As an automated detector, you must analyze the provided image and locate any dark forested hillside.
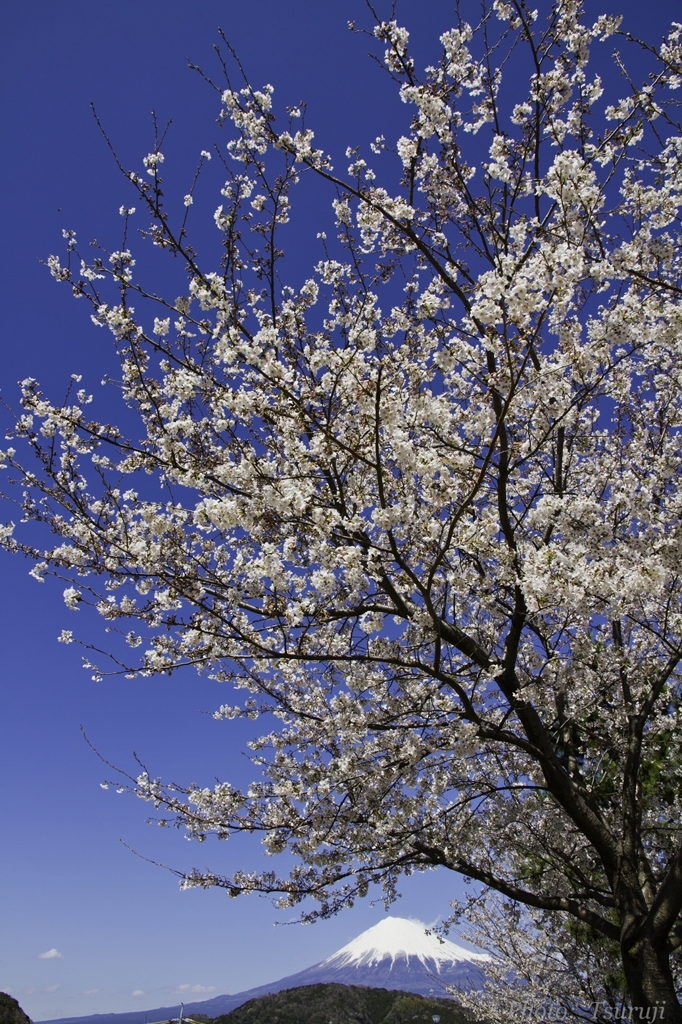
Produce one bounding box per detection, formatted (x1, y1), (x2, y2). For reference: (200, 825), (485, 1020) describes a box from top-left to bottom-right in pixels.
(210, 983), (470, 1024)
(0, 994), (32, 1024)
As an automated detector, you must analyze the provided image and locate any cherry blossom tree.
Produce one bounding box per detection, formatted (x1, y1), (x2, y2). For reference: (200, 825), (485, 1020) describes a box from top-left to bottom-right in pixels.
(3, 0), (682, 1015)
(456, 890), (634, 1020)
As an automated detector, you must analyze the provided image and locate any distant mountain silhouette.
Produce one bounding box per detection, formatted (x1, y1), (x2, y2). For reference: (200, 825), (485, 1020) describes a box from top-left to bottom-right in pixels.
(37, 917), (488, 1024)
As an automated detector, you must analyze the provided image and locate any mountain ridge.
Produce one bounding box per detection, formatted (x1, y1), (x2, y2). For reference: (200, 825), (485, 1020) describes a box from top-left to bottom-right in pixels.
(210, 982), (472, 1024)
(36, 917), (488, 1024)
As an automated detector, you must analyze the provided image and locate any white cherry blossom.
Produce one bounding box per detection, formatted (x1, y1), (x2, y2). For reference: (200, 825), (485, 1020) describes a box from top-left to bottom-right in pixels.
(4, 4), (682, 1017)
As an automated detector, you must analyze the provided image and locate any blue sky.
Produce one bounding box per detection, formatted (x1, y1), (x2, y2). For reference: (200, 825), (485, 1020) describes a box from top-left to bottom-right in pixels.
(0, 1), (678, 1021)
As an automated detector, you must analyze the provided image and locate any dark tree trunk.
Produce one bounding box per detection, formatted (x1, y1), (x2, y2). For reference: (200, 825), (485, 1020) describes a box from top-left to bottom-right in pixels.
(622, 934), (681, 1024)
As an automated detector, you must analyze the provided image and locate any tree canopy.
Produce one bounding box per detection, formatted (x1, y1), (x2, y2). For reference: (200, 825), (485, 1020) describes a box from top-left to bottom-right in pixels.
(3, 0), (682, 1017)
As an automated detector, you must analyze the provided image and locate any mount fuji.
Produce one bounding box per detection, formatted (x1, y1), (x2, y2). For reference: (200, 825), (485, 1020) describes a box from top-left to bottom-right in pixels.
(286, 917), (489, 993)
(37, 917), (489, 1024)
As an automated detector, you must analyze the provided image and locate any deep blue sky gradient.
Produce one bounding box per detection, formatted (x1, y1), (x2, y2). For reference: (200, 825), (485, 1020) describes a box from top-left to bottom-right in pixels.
(0, 1), (678, 1020)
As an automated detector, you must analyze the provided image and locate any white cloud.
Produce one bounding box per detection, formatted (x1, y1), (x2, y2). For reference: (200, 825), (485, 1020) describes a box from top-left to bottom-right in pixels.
(132, 990), (145, 998)
(45, 985), (61, 993)
(83, 989), (100, 995)
(38, 949), (64, 960)
(175, 985), (217, 995)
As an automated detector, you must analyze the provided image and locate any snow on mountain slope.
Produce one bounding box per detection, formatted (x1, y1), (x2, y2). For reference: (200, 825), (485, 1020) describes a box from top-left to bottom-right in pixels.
(321, 916), (489, 970)
(297, 916), (489, 995)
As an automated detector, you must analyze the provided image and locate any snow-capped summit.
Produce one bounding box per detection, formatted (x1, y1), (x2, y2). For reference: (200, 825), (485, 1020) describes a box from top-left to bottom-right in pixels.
(321, 916), (489, 971)
(290, 915), (488, 995)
